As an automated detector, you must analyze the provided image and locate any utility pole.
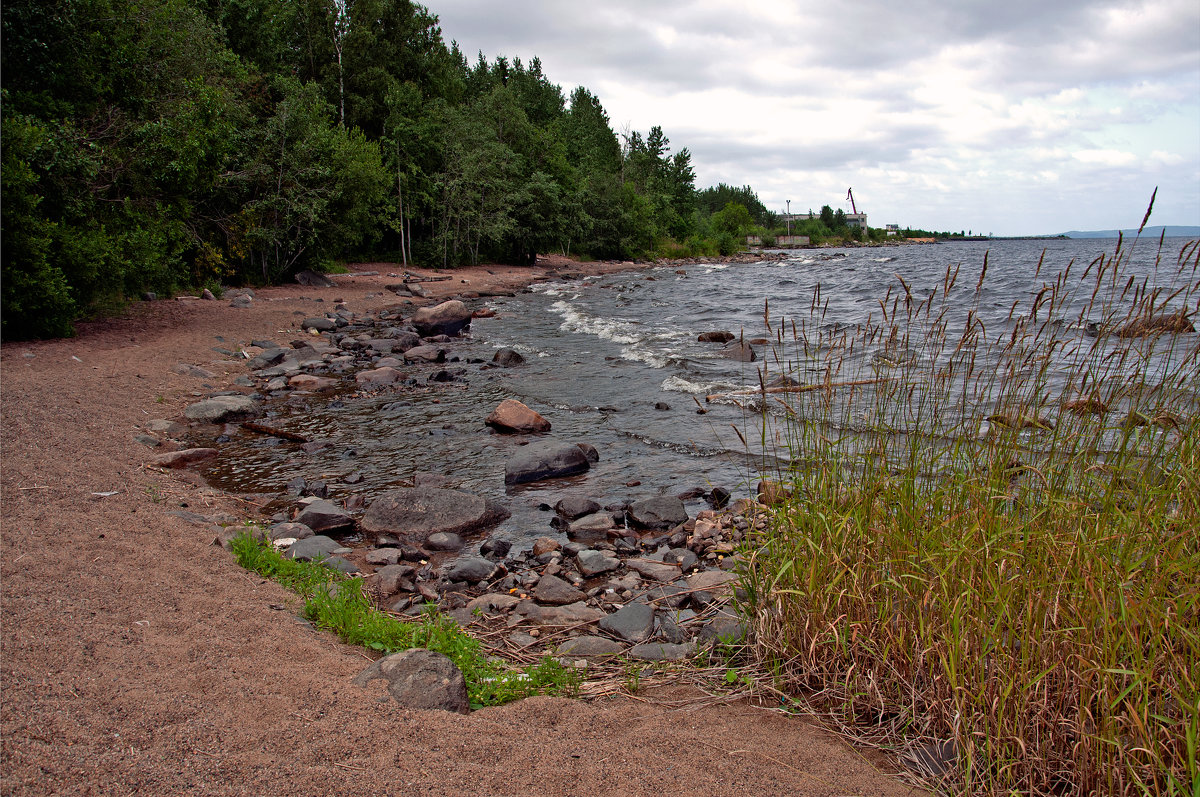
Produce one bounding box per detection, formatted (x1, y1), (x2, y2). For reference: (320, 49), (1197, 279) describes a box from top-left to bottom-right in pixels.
(786, 199), (791, 238)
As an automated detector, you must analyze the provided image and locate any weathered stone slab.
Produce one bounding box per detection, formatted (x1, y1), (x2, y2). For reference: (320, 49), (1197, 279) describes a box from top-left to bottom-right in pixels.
(184, 394), (259, 423)
(148, 448), (218, 468)
(361, 487), (510, 539)
(353, 649), (469, 714)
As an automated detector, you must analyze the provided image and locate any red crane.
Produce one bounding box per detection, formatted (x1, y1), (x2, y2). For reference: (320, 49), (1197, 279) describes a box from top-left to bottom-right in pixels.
(846, 187), (859, 215)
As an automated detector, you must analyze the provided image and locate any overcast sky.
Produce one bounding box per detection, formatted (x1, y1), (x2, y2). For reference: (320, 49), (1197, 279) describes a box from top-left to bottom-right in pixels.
(432, 0), (1199, 236)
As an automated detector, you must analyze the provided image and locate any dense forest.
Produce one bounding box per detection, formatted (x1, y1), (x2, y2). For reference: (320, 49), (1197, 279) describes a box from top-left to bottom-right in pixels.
(0, 0), (802, 339)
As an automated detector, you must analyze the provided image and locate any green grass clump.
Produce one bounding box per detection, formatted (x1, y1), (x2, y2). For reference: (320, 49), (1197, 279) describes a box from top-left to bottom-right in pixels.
(734, 228), (1199, 794)
(230, 533), (579, 708)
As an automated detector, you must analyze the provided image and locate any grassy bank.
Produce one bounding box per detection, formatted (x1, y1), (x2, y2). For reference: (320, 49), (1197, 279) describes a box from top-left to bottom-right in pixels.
(736, 232), (1199, 793)
(229, 533), (578, 708)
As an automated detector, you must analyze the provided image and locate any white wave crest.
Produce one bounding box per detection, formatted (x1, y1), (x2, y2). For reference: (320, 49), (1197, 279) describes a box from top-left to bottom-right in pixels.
(550, 300), (642, 344)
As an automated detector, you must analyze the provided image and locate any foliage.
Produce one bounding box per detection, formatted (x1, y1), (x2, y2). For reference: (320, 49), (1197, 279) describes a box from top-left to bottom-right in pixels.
(1, 0), (779, 338)
(229, 532), (580, 707)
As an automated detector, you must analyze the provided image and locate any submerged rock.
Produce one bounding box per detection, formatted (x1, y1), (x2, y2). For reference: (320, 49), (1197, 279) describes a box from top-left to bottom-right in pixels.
(504, 439), (590, 485)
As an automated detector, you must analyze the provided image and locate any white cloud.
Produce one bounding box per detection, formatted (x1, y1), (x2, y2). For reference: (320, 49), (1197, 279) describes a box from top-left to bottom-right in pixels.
(432, 0), (1200, 234)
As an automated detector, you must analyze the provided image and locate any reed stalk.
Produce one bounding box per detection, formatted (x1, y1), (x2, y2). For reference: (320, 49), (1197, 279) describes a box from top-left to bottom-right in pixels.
(736, 226), (1199, 794)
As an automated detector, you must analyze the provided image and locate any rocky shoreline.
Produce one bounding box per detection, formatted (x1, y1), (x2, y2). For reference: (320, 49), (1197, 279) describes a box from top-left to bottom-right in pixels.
(139, 267), (787, 705)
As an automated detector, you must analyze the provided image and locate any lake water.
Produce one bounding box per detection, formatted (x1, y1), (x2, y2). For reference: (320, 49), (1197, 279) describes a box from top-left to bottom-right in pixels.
(199, 236), (1199, 550)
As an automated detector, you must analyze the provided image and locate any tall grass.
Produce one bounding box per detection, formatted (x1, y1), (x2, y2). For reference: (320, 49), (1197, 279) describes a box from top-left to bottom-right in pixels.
(735, 228), (1200, 793)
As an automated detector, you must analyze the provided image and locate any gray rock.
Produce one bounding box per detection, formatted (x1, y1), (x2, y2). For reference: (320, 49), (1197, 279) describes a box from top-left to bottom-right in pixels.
(284, 535), (342, 562)
(184, 394), (260, 423)
(353, 649), (469, 714)
(465, 593), (521, 614)
(625, 558), (681, 583)
(557, 636), (625, 658)
(699, 609), (746, 644)
(555, 496), (602, 520)
(361, 487), (510, 540)
(657, 607), (696, 643)
(365, 548), (404, 566)
(576, 549), (620, 577)
(322, 556), (359, 574)
(269, 521), (315, 542)
(629, 642), (696, 661)
(411, 300), (472, 337)
(599, 602), (656, 643)
(172, 363), (215, 378)
(492, 348), (525, 367)
(443, 556), (496, 584)
(425, 532), (464, 551)
(375, 563), (416, 594)
(627, 496), (688, 530)
(403, 344), (446, 363)
(534, 574), (587, 606)
(134, 433), (160, 448)
(213, 525), (266, 550)
(302, 317), (336, 332)
(504, 439), (590, 485)
(720, 342), (756, 362)
(516, 600), (605, 626)
(147, 448), (218, 468)
(697, 331), (735, 343)
(294, 499), (354, 535)
(294, 270), (336, 288)
(229, 295), (252, 308)
(356, 366), (403, 386)
(567, 512), (615, 543)
(664, 548), (700, 572)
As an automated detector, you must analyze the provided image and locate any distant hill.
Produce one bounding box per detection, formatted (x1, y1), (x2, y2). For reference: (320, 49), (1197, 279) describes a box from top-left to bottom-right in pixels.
(1058, 225), (1200, 239)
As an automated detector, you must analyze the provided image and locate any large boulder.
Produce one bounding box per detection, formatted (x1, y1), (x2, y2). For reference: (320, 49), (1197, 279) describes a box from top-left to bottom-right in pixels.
(485, 399), (551, 434)
(353, 649), (469, 714)
(411, 300), (472, 337)
(360, 487), (510, 540)
(184, 394), (259, 423)
(504, 439), (591, 485)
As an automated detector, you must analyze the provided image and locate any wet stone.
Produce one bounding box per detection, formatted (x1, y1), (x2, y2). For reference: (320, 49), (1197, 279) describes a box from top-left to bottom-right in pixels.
(599, 602), (656, 644)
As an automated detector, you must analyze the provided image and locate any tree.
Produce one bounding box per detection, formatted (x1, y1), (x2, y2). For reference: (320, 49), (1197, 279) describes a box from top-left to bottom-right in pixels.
(226, 78), (389, 281)
(711, 202), (754, 238)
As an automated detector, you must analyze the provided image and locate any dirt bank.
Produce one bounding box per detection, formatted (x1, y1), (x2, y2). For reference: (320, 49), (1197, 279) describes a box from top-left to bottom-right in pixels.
(1, 257), (921, 796)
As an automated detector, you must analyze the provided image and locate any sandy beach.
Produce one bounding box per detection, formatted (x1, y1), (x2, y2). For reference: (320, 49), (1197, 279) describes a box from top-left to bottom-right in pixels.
(1, 257), (920, 796)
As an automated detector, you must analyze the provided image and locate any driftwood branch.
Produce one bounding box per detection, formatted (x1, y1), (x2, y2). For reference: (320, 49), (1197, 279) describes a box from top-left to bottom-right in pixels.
(240, 421), (308, 443)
